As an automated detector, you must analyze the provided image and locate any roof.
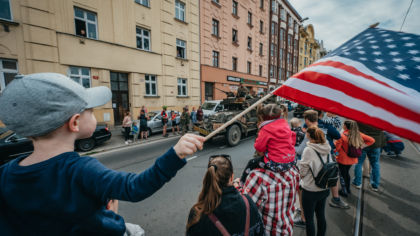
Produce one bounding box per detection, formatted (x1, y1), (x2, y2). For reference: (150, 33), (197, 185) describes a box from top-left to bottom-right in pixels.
(282, 0), (302, 21)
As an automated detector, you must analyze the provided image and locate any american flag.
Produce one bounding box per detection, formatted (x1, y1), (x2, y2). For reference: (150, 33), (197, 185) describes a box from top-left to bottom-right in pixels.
(274, 27), (420, 143)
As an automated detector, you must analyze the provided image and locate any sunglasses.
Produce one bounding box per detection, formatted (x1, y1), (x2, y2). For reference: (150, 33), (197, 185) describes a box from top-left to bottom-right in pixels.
(208, 154), (232, 164)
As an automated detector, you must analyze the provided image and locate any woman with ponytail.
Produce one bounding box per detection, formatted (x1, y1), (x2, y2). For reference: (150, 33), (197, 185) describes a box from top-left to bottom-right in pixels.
(334, 120), (374, 197)
(186, 155), (263, 236)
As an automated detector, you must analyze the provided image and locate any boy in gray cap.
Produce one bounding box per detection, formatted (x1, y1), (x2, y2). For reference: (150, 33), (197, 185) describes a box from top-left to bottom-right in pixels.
(0, 73), (205, 235)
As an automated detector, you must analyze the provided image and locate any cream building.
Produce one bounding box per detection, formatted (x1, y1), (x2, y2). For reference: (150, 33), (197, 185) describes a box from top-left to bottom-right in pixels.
(0, 0), (200, 127)
(298, 24), (320, 72)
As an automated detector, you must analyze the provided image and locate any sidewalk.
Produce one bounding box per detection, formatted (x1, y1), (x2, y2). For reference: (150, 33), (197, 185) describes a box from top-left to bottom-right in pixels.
(362, 140), (420, 236)
(79, 126), (195, 156)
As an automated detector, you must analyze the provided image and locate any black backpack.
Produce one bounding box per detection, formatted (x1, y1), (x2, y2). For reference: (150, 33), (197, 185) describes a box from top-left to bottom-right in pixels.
(309, 149), (339, 189)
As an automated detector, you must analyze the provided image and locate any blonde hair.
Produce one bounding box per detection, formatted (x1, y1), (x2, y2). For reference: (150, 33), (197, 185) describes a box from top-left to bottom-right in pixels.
(290, 118), (301, 128)
(344, 120), (364, 148)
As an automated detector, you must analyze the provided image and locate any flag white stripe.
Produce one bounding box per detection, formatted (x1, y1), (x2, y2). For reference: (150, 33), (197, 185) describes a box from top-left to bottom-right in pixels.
(299, 65), (420, 114)
(315, 56), (420, 98)
(285, 78), (420, 133)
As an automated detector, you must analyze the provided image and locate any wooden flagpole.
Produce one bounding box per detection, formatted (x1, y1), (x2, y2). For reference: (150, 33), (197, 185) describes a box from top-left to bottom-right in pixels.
(204, 92), (275, 142)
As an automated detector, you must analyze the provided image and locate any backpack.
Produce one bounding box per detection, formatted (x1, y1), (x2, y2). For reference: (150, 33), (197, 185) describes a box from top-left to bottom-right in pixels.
(344, 134), (362, 158)
(309, 149), (339, 189)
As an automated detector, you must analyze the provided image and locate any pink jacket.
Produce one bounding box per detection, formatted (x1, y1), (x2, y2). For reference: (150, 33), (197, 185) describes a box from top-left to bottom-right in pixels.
(254, 119), (296, 164)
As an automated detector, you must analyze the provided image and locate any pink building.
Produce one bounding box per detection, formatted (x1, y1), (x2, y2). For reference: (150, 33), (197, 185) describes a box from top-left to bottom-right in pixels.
(200, 0), (270, 101)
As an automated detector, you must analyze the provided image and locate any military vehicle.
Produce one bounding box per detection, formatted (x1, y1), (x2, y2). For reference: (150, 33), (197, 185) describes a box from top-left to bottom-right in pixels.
(194, 88), (261, 146)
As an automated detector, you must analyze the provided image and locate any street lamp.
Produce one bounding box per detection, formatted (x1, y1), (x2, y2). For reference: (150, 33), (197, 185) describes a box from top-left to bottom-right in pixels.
(300, 17), (309, 23)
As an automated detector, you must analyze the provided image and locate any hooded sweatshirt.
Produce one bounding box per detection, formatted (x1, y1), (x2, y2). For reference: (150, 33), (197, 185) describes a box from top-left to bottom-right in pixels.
(254, 119), (296, 164)
(298, 142), (332, 192)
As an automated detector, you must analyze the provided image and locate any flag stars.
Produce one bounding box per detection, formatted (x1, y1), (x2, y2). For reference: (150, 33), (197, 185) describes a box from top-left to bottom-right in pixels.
(366, 36), (374, 39)
(374, 58), (384, 63)
(408, 50), (419, 55)
(369, 40), (377, 44)
(404, 42), (415, 47)
(376, 66), (387, 71)
(390, 51), (399, 56)
(412, 57), (420, 62)
(373, 51), (382, 55)
(397, 74), (410, 80)
(359, 57), (367, 61)
(387, 44), (396, 49)
(357, 50), (366, 55)
(395, 65), (406, 71)
(392, 58), (403, 63)
(402, 36), (411, 40)
(381, 34), (390, 37)
(416, 65), (420, 70)
(384, 38), (394, 43)
(371, 45), (379, 49)
(356, 46), (363, 49)
(343, 51), (351, 56)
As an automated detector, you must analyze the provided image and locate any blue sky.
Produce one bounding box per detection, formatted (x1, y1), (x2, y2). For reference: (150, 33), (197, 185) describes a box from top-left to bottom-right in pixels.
(290, 0), (420, 50)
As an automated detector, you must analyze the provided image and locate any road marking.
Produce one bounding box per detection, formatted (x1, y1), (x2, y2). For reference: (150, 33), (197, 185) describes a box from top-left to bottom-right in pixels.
(409, 141), (420, 154)
(187, 155), (198, 161)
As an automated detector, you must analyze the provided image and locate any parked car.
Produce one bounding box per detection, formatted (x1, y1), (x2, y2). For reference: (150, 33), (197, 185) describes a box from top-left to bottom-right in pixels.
(201, 100), (224, 118)
(123, 110), (181, 137)
(0, 124), (112, 165)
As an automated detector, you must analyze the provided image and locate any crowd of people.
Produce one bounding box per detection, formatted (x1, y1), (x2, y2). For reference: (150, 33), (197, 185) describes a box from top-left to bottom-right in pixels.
(0, 73), (404, 235)
(122, 105), (204, 144)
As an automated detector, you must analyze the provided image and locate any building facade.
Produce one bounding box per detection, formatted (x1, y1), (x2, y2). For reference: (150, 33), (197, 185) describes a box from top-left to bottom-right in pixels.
(200, 0), (269, 101)
(0, 0), (200, 127)
(298, 24), (320, 71)
(268, 0), (301, 88)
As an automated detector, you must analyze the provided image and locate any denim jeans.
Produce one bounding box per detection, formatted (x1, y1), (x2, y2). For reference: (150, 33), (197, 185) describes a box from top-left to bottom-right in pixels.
(353, 147), (381, 188)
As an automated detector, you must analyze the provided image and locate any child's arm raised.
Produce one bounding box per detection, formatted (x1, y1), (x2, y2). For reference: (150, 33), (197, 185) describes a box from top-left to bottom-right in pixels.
(76, 134), (205, 203)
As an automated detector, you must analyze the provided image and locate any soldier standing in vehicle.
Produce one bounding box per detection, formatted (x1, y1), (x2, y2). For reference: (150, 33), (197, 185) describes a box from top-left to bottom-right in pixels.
(180, 106), (190, 135)
(237, 83), (249, 98)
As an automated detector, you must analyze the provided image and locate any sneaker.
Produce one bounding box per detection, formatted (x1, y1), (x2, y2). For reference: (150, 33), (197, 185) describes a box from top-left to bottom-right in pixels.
(370, 184), (379, 192)
(329, 198), (350, 209)
(293, 218), (306, 228)
(352, 182), (361, 189)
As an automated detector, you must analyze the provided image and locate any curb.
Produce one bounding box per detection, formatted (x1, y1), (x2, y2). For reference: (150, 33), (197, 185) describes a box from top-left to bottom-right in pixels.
(412, 142), (420, 153)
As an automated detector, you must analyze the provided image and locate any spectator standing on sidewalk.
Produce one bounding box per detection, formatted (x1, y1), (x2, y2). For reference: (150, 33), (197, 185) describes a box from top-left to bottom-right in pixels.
(181, 106), (190, 135)
(171, 111), (180, 135)
(186, 155), (264, 236)
(334, 120), (374, 197)
(122, 111), (132, 145)
(190, 107), (197, 124)
(161, 106), (169, 137)
(196, 106), (203, 123)
(383, 131), (405, 157)
(353, 122), (386, 192)
(298, 127), (331, 236)
(323, 112), (342, 131)
(138, 109), (149, 141)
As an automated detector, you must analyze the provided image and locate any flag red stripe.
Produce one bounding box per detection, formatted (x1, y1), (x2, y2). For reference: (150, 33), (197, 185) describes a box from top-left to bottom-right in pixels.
(308, 60), (406, 94)
(291, 71), (420, 123)
(274, 85), (420, 143)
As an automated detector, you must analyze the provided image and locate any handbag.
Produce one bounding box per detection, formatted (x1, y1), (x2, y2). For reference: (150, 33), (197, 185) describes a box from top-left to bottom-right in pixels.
(208, 195), (250, 236)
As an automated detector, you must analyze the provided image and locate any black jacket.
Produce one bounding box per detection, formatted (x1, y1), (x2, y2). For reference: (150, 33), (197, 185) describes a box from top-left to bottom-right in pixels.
(187, 186), (264, 236)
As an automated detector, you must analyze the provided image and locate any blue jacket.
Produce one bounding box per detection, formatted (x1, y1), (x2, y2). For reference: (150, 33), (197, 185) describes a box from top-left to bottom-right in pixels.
(0, 148), (185, 235)
(317, 119), (341, 151)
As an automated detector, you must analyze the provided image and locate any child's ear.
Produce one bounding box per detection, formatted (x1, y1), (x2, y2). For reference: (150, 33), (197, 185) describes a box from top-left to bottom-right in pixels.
(68, 114), (81, 132)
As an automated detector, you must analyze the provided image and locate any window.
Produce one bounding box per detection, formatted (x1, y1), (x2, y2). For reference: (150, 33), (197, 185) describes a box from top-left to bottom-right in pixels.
(247, 37), (252, 50)
(271, 0), (277, 14)
(288, 15), (292, 27)
(247, 12), (252, 25)
(259, 43), (263, 55)
(177, 78), (187, 96)
(270, 65), (274, 78)
(232, 29), (238, 42)
(212, 19), (219, 37)
(145, 75), (157, 96)
(136, 27), (150, 51)
(232, 1), (238, 15)
(247, 61), (251, 74)
(74, 7), (98, 39)
(271, 22), (277, 35)
(280, 8), (286, 21)
(270, 43), (277, 57)
(176, 39), (186, 59)
(68, 67), (91, 88)
(232, 57), (237, 71)
(260, 0), (264, 9)
(287, 34), (291, 48)
(279, 48), (283, 61)
(0, 0), (12, 20)
(287, 53), (290, 65)
(212, 51), (219, 67)
(259, 65), (263, 76)
(212, 0), (219, 4)
(135, 0), (150, 7)
(279, 28), (284, 48)
(0, 59), (18, 92)
(295, 22), (298, 33)
(260, 20), (264, 33)
(175, 0), (185, 22)
(286, 71), (290, 79)
(278, 67), (282, 81)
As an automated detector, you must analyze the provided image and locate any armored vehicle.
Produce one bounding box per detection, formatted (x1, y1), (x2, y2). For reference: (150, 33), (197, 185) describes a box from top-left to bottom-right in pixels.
(194, 90), (262, 146)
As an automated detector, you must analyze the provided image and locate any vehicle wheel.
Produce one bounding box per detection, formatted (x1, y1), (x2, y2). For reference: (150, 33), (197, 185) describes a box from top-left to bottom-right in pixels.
(77, 138), (95, 152)
(226, 124), (242, 146)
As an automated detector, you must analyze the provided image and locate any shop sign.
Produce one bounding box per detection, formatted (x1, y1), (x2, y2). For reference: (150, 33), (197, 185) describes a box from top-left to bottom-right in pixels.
(226, 76), (267, 86)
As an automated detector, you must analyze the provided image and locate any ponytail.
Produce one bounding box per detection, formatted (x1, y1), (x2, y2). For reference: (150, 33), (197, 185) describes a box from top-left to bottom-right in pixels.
(307, 127), (326, 144)
(344, 120), (364, 148)
(186, 156), (233, 230)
